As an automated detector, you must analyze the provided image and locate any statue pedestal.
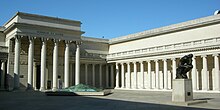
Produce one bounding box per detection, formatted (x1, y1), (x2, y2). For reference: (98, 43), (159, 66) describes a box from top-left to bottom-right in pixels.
(172, 79), (193, 102)
(172, 79), (207, 106)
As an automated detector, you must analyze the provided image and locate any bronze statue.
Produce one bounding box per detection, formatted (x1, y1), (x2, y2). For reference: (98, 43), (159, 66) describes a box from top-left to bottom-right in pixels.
(176, 54), (193, 79)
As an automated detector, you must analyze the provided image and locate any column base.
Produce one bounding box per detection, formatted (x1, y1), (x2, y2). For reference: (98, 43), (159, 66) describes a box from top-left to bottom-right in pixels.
(40, 87), (45, 91)
(52, 87), (58, 91)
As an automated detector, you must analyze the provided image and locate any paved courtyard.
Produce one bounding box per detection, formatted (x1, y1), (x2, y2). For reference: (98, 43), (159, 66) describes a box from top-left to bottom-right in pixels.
(0, 89), (220, 110)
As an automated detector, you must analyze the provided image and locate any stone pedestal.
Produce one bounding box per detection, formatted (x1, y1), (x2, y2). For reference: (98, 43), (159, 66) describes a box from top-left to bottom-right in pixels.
(172, 79), (193, 102)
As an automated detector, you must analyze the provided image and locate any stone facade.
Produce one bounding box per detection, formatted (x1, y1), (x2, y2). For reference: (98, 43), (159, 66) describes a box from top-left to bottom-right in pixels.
(0, 12), (220, 93)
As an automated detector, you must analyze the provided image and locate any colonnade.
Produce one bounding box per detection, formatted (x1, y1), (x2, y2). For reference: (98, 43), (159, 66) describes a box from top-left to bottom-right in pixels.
(115, 54), (220, 91)
(83, 63), (115, 88)
(13, 36), (81, 91)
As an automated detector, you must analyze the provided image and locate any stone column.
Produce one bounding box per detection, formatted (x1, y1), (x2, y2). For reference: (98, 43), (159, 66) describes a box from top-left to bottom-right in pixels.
(133, 62), (138, 89)
(14, 36), (21, 89)
(213, 54), (220, 91)
(92, 64), (95, 86)
(172, 58), (177, 79)
(115, 63), (119, 88)
(121, 63), (125, 88)
(192, 56), (197, 90)
(106, 64), (109, 88)
(155, 60), (159, 89)
(202, 55), (208, 91)
(27, 37), (34, 90)
(127, 62), (131, 88)
(52, 39), (59, 91)
(1, 60), (6, 89)
(40, 38), (47, 91)
(85, 63), (88, 85)
(163, 59), (168, 89)
(147, 60), (152, 89)
(99, 64), (102, 87)
(64, 41), (70, 87)
(75, 41), (80, 85)
(140, 61), (145, 89)
(110, 64), (114, 88)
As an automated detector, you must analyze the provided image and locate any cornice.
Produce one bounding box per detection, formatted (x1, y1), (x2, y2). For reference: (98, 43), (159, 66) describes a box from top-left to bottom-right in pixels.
(107, 37), (220, 61)
(82, 36), (109, 43)
(110, 14), (220, 44)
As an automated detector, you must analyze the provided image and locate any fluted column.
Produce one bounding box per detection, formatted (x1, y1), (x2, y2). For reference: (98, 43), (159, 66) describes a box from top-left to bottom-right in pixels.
(127, 62), (131, 88)
(121, 63), (125, 88)
(92, 64), (95, 86)
(140, 61), (145, 89)
(147, 60), (152, 89)
(27, 37), (34, 90)
(115, 63), (119, 88)
(110, 64), (114, 88)
(85, 64), (88, 85)
(163, 59), (168, 89)
(40, 38), (47, 91)
(99, 64), (103, 87)
(1, 60), (6, 89)
(52, 39), (59, 91)
(133, 62), (138, 89)
(192, 56), (197, 90)
(155, 60), (160, 89)
(213, 54), (220, 91)
(64, 41), (70, 87)
(14, 36), (21, 89)
(75, 41), (80, 85)
(202, 55), (208, 91)
(172, 58), (176, 79)
(106, 64), (109, 88)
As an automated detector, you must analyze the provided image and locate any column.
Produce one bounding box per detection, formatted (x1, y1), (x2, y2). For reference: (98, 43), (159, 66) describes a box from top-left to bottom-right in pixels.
(40, 38), (47, 91)
(85, 64), (88, 85)
(140, 61), (145, 89)
(213, 54), (220, 91)
(192, 56), (197, 90)
(121, 63), (125, 88)
(110, 64), (114, 88)
(147, 60), (152, 89)
(75, 41), (80, 85)
(106, 64), (109, 88)
(65, 41), (70, 87)
(27, 37), (34, 90)
(1, 60), (6, 89)
(92, 64), (95, 86)
(155, 60), (159, 89)
(52, 39), (59, 91)
(133, 62), (137, 89)
(172, 58), (177, 79)
(115, 63), (119, 88)
(163, 59), (168, 89)
(99, 64), (102, 87)
(14, 36), (21, 89)
(127, 62), (131, 88)
(202, 55), (208, 91)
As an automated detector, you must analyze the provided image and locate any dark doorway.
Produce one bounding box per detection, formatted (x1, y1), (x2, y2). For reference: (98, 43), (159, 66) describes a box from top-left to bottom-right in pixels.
(36, 65), (41, 89)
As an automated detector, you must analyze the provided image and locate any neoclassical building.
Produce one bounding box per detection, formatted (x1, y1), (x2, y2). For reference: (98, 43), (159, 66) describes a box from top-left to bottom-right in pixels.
(0, 12), (220, 93)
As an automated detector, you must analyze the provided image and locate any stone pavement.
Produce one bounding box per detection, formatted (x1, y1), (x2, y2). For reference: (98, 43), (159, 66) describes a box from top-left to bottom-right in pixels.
(0, 89), (219, 110)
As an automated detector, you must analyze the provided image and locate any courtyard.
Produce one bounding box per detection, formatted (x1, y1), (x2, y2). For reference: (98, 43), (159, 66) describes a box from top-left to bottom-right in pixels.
(0, 89), (219, 110)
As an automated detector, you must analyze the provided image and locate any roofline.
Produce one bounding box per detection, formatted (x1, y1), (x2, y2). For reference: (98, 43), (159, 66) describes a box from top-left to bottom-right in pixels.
(82, 36), (109, 43)
(4, 12), (82, 26)
(110, 14), (220, 44)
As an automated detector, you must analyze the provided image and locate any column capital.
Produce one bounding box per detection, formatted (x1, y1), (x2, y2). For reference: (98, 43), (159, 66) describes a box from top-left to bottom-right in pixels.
(53, 39), (60, 43)
(162, 59), (167, 61)
(171, 58), (176, 61)
(126, 62), (130, 65)
(41, 37), (48, 42)
(28, 36), (36, 41)
(139, 60), (144, 63)
(213, 53), (219, 57)
(132, 61), (137, 64)
(75, 41), (82, 45)
(154, 59), (158, 62)
(14, 35), (22, 39)
(146, 60), (151, 63)
(201, 54), (207, 58)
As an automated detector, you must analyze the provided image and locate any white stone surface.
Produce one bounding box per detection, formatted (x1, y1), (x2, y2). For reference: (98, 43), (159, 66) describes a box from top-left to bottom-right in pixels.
(172, 79), (193, 102)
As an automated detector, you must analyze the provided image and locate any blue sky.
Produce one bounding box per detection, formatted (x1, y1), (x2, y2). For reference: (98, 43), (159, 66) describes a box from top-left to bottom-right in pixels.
(0, 0), (219, 39)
